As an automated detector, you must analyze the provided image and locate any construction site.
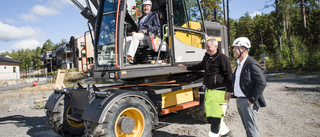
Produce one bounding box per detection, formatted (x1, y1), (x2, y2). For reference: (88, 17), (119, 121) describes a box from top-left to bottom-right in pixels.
(0, 71), (319, 136)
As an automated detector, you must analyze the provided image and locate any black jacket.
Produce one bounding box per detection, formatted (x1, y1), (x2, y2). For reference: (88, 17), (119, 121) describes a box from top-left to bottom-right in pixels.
(233, 56), (267, 107)
(187, 50), (233, 92)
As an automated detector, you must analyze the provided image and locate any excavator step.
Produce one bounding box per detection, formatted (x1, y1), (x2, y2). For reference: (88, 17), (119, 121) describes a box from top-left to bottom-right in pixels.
(162, 101), (199, 115)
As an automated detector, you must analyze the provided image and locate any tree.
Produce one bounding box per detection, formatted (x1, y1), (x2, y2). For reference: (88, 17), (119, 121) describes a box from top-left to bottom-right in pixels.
(200, 0), (223, 21)
(234, 13), (254, 38)
(284, 0), (294, 68)
(33, 47), (42, 70)
(55, 39), (67, 48)
(41, 39), (55, 53)
(0, 51), (11, 56)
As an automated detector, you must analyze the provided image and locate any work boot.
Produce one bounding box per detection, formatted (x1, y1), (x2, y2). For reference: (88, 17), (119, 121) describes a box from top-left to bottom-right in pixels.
(221, 131), (233, 137)
(208, 131), (219, 137)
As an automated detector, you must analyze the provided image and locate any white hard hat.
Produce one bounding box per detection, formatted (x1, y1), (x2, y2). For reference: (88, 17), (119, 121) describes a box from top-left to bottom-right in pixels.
(143, 0), (152, 6)
(232, 37), (251, 48)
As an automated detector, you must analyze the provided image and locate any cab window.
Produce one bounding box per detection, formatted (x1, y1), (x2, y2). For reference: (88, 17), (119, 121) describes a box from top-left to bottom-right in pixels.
(173, 0), (203, 31)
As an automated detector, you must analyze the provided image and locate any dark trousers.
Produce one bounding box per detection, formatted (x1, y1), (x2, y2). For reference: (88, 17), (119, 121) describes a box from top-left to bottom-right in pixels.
(207, 117), (221, 134)
(236, 98), (260, 137)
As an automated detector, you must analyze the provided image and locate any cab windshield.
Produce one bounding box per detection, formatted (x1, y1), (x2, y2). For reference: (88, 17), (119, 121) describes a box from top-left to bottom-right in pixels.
(96, 0), (118, 66)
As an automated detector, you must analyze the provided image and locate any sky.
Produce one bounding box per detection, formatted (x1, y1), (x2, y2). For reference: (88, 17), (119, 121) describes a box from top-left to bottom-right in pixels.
(228, 0), (275, 19)
(0, 0), (275, 54)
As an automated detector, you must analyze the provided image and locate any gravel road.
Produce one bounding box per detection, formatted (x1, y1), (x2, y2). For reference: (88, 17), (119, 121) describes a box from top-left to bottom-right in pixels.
(0, 72), (319, 137)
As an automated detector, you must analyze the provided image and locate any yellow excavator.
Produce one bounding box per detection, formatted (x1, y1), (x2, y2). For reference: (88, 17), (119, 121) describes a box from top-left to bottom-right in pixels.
(45, 0), (229, 136)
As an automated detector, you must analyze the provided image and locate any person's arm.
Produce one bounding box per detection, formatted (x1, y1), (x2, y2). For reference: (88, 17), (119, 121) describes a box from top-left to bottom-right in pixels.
(220, 55), (233, 100)
(178, 56), (205, 70)
(149, 13), (160, 33)
(177, 62), (203, 70)
(134, 16), (143, 34)
(187, 55), (206, 70)
(248, 61), (266, 104)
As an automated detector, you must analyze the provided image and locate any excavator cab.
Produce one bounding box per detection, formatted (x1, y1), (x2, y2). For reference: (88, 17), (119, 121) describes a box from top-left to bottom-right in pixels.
(96, 0), (167, 66)
(71, 0), (230, 80)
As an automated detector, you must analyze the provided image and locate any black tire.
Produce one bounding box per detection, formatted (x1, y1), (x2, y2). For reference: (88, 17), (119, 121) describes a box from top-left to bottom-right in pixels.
(187, 105), (208, 122)
(187, 91), (208, 122)
(46, 99), (85, 137)
(84, 96), (154, 137)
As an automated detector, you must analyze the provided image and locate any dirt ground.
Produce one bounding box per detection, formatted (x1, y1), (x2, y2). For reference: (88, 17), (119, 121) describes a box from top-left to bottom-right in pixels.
(0, 72), (319, 137)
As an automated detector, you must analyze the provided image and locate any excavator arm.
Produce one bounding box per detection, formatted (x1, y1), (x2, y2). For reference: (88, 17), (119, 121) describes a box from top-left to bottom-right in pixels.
(71, 0), (97, 30)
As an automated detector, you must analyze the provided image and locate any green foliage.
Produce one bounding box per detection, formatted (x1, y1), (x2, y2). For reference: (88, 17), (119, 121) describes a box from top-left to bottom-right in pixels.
(229, 0), (319, 71)
(1, 39), (62, 71)
(290, 36), (307, 68)
(41, 39), (55, 53)
(265, 53), (281, 70)
(200, 0), (222, 21)
(129, 0), (142, 23)
(309, 48), (320, 71)
(135, 0), (141, 11)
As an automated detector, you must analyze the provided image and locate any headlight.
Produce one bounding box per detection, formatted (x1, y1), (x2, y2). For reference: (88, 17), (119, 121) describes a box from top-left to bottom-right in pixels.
(109, 72), (115, 78)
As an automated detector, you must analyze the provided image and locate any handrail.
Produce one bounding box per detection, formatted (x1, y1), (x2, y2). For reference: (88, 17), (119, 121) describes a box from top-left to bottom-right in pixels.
(115, 1), (121, 69)
(81, 30), (94, 73)
(128, 5), (141, 26)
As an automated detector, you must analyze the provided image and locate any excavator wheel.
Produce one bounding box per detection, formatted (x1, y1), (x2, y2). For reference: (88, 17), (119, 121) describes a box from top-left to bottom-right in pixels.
(187, 105), (208, 122)
(46, 99), (84, 136)
(187, 91), (208, 122)
(84, 96), (154, 137)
